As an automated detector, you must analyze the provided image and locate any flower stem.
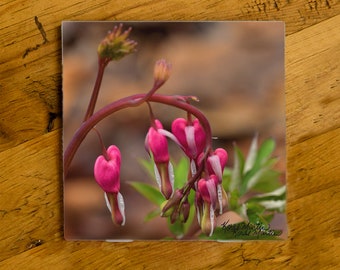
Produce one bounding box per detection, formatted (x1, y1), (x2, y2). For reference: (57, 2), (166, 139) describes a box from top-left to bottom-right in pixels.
(64, 93), (213, 175)
(83, 57), (110, 122)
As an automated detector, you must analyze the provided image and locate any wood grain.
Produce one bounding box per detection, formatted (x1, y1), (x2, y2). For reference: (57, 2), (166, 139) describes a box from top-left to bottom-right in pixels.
(0, 0), (339, 269)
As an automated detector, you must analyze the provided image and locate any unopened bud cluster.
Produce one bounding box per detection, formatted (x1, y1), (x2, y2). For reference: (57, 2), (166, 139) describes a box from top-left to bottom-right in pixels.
(97, 24), (137, 61)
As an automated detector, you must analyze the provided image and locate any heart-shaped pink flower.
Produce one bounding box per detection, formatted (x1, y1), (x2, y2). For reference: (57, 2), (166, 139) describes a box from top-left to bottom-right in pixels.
(171, 118), (206, 159)
(94, 145), (121, 193)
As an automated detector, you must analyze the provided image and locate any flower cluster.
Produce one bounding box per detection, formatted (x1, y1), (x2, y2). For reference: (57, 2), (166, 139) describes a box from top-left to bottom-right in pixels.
(145, 115), (228, 236)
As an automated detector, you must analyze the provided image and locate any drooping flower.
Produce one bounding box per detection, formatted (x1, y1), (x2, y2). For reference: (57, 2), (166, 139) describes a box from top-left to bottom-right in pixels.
(197, 175), (219, 236)
(94, 145), (125, 226)
(145, 119), (174, 199)
(94, 145), (121, 193)
(207, 148), (228, 183)
(206, 148), (228, 214)
(171, 118), (206, 160)
(171, 118), (206, 176)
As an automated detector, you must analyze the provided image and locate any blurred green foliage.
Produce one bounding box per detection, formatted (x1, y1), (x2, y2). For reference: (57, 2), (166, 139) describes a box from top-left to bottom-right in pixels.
(130, 135), (286, 240)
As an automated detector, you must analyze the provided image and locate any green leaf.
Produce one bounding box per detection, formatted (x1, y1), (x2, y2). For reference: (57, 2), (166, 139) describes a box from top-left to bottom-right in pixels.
(222, 168), (232, 192)
(230, 145), (244, 192)
(129, 182), (165, 206)
(229, 190), (240, 211)
(258, 200), (286, 212)
(144, 209), (161, 222)
(138, 158), (155, 180)
(167, 218), (184, 238)
(251, 169), (281, 193)
(241, 167), (265, 194)
(246, 202), (267, 225)
(244, 133), (258, 173)
(262, 213), (275, 224)
(241, 158), (280, 194)
(248, 186), (286, 202)
(254, 138), (276, 169)
(173, 157), (189, 189)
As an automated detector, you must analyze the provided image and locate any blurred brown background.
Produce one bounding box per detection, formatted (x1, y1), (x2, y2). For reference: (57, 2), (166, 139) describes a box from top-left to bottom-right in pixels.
(63, 21), (285, 240)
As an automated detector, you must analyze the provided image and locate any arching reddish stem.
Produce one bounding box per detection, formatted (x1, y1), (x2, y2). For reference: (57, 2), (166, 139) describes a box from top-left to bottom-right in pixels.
(64, 93), (213, 175)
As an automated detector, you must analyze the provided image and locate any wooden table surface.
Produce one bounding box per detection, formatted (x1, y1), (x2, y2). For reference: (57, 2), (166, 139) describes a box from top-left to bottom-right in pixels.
(0, 1), (339, 269)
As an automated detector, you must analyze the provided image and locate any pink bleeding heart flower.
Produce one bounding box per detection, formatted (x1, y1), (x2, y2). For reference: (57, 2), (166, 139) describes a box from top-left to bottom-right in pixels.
(206, 148), (228, 214)
(197, 175), (219, 236)
(94, 145), (121, 193)
(171, 118), (206, 160)
(197, 175), (218, 207)
(207, 148), (228, 183)
(145, 119), (174, 199)
(94, 145), (125, 226)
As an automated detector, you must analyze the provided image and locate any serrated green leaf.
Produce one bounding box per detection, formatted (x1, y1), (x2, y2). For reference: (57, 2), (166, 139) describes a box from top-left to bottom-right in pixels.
(129, 182), (165, 206)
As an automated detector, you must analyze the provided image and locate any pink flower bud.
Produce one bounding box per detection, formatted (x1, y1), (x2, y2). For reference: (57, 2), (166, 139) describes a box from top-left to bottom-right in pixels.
(94, 145), (121, 193)
(145, 120), (174, 199)
(171, 118), (206, 159)
(145, 119), (169, 163)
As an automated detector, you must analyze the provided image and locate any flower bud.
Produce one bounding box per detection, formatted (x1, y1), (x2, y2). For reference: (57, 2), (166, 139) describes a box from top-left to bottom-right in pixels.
(179, 199), (190, 223)
(153, 59), (172, 87)
(97, 24), (137, 61)
(161, 189), (183, 215)
(145, 120), (175, 199)
(145, 120), (169, 163)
